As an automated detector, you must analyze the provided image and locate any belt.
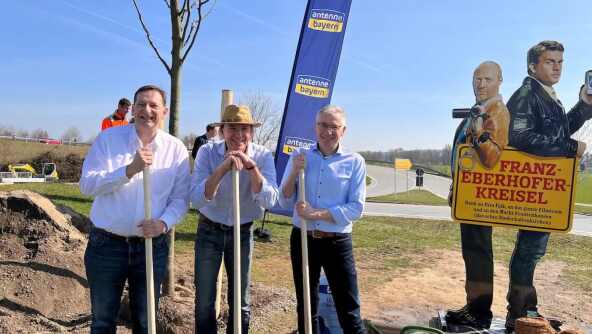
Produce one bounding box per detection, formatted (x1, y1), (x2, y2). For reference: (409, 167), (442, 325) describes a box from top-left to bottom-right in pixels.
(296, 227), (349, 239)
(91, 226), (147, 243)
(199, 216), (252, 231)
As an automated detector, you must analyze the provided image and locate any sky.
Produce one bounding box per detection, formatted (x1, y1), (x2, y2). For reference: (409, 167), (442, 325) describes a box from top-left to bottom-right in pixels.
(1, 0), (591, 152)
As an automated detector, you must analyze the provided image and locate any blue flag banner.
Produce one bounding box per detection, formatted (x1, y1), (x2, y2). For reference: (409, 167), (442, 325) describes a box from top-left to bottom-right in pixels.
(273, 0), (352, 215)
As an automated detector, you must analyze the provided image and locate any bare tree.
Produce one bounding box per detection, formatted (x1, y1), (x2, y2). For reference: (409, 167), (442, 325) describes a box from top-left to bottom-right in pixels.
(132, 0), (215, 137)
(31, 128), (50, 139)
(60, 126), (81, 143)
(16, 129), (29, 139)
(182, 132), (198, 148)
(132, 0), (216, 295)
(0, 125), (16, 136)
(239, 92), (282, 149)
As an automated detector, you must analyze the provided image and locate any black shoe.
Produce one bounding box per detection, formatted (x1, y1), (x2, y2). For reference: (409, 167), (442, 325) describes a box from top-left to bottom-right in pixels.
(446, 305), (492, 329)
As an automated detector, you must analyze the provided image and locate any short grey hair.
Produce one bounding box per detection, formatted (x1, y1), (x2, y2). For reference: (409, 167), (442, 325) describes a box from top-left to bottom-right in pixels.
(474, 61), (503, 81)
(316, 105), (347, 126)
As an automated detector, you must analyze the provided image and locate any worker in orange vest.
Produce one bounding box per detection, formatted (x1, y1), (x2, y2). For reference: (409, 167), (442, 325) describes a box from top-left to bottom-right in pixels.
(101, 98), (131, 131)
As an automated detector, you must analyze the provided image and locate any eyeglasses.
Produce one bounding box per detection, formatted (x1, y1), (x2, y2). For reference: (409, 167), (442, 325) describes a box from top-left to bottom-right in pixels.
(316, 122), (344, 132)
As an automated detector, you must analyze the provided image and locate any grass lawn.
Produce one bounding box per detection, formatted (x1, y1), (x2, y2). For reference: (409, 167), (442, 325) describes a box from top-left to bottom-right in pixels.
(575, 172), (592, 204)
(367, 189), (448, 206)
(2, 182), (590, 294)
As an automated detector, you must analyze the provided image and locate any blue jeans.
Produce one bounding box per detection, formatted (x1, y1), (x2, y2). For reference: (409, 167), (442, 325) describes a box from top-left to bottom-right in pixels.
(194, 217), (253, 334)
(84, 227), (168, 334)
(290, 228), (366, 334)
(460, 224), (549, 320)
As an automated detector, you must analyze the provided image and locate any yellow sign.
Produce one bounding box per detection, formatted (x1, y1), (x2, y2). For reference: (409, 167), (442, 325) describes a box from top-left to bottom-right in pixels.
(452, 144), (577, 233)
(394, 158), (413, 170)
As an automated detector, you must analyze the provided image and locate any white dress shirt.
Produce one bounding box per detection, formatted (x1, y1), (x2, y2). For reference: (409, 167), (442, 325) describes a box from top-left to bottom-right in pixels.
(80, 125), (190, 237)
(190, 141), (278, 225)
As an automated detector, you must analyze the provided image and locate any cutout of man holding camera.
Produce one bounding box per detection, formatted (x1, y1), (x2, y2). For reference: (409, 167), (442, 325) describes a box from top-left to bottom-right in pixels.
(446, 60), (509, 329)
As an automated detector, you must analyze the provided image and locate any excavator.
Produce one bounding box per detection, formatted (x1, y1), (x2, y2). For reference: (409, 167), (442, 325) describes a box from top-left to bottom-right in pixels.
(0, 163), (59, 183)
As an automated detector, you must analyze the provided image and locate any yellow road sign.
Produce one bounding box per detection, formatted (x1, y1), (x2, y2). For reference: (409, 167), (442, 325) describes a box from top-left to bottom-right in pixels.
(451, 144), (577, 233)
(394, 158), (413, 170)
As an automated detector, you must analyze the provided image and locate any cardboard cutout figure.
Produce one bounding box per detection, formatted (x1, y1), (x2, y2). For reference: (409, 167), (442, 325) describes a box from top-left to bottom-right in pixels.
(446, 42), (592, 332)
(446, 61), (509, 330)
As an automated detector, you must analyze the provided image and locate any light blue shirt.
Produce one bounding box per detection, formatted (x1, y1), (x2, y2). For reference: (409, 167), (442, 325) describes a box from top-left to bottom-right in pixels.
(190, 141), (278, 225)
(279, 145), (366, 234)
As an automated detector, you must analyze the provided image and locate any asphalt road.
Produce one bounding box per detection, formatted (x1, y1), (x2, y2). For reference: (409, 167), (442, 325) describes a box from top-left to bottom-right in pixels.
(363, 202), (592, 237)
(367, 164), (451, 198)
(365, 164), (592, 237)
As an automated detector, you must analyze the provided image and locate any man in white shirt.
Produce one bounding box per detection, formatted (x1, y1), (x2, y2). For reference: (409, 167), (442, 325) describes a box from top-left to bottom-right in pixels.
(80, 85), (190, 333)
(190, 104), (278, 334)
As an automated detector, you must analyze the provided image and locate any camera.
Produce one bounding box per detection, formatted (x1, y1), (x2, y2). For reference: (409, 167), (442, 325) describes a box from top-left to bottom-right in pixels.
(586, 70), (592, 95)
(452, 105), (484, 119)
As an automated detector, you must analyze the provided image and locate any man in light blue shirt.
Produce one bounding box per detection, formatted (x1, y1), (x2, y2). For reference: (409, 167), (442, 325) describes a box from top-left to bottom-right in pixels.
(279, 105), (367, 334)
(190, 104), (278, 334)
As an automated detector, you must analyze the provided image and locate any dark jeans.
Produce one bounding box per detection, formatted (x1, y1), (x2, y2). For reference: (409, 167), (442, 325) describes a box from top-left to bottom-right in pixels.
(460, 223), (549, 319)
(84, 227), (168, 334)
(290, 228), (366, 334)
(194, 217), (253, 334)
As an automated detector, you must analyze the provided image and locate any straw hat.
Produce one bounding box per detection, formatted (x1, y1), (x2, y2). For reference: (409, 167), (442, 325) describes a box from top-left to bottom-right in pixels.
(214, 104), (261, 127)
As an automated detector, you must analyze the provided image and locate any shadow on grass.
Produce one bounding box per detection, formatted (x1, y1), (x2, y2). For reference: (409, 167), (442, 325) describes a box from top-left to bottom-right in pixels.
(45, 194), (93, 204)
(175, 231), (197, 242)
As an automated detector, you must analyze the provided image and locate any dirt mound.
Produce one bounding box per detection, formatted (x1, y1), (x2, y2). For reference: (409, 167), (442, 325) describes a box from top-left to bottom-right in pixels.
(0, 190), (90, 333)
(0, 191), (297, 333)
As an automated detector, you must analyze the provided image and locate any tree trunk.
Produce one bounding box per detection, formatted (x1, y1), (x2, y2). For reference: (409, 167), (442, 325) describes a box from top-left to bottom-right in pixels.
(163, 0), (183, 296)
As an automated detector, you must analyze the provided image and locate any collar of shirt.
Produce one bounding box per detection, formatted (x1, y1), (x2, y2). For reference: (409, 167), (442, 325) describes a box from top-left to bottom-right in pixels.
(127, 126), (164, 152)
(479, 94), (504, 108)
(529, 76), (563, 108)
(312, 143), (344, 157)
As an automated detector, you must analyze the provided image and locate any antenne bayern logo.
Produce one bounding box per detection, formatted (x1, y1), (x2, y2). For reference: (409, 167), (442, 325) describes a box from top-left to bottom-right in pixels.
(308, 9), (344, 32)
(295, 75), (331, 98)
(283, 137), (315, 155)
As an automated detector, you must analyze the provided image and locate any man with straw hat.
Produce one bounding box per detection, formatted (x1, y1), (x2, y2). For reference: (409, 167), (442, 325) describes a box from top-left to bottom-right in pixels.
(279, 105), (367, 334)
(190, 104), (278, 333)
(80, 85), (190, 333)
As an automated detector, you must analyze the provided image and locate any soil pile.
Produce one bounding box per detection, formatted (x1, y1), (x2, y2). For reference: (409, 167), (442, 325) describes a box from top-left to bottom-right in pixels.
(0, 190), (90, 333)
(0, 190), (297, 333)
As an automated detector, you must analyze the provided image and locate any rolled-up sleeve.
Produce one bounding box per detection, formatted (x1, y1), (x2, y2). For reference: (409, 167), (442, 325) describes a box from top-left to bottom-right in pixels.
(158, 146), (190, 228)
(79, 134), (130, 196)
(252, 151), (278, 209)
(278, 152), (297, 209)
(189, 145), (212, 209)
(328, 155), (366, 225)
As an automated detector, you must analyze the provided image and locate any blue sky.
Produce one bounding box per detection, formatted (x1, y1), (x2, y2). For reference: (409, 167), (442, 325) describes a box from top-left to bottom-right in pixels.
(1, 0), (591, 151)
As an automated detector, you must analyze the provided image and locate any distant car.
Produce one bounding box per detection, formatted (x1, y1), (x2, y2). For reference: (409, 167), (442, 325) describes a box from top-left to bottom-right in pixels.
(39, 138), (61, 144)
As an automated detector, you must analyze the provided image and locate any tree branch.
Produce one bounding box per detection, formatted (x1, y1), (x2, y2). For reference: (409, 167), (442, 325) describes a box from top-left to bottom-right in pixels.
(180, 0), (191, 43)
(163, 0), (171, 8)
(181, 0), (209, 62)
(132, 0), (172, 74)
